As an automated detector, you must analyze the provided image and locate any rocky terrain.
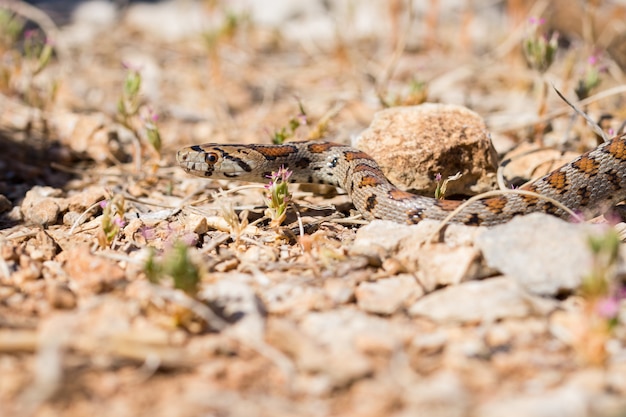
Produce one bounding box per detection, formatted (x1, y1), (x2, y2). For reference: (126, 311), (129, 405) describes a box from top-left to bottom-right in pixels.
(1, 1), (626, 416)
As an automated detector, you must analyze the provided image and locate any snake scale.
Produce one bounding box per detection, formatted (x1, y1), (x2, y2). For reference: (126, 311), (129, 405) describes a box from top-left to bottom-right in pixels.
(177, 134), (626, 226)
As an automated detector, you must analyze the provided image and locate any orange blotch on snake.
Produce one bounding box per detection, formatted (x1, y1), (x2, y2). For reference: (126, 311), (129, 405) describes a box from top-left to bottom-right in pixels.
(482, 196), (508, 214)
(344, 151), (371, 162)
(252, 145), (297, 159)
(606, 138), (626, 161)
(353, 163), (386, 177)
(359, 176), (385, 187)
(434, 199), (463, 211)
(519, 184), (540, 206)
(545, 170), (569, 194)
(571, 156), (601, 176)
(388, 189), (416, 201)
(307, 142), (343, 154)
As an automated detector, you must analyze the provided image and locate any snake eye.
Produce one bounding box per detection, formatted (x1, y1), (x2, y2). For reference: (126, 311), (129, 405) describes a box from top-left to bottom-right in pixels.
(205, 152), (219, 164)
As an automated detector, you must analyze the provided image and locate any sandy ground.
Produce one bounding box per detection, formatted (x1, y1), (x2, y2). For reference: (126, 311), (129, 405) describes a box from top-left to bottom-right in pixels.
(1, 1), (626, 416)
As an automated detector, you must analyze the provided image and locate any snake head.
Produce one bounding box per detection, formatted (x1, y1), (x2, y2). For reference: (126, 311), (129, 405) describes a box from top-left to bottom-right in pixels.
(177, 144), (255, 179)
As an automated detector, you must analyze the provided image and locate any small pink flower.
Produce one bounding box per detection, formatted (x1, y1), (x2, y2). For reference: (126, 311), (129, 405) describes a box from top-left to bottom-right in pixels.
(113, 217), (126, 228)
(435, 173), (442, 182)
(588, 55), (599, 66)
(121, 61), (142, 71)
(140, 226), (156, 240)
(99, 200), (109, 209)
(596, 297), (620, 319)
(181, 233), (198, 246)
(528, 16), (545, 25)
(24, 29), (37, 40)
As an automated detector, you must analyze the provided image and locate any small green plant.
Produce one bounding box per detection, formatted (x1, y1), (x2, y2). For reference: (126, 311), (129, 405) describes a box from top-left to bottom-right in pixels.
(574, 54), (605, 101)
(144, 108), (162, 153)
(145, 238), (201, 296)
(0, 18), (58, 109)
(116, 66), (163, 155)
(271, 101), (308, 144)
(0, 10), (24, 47)
(98, 195), (126, 248)
(117, 66), (142, 120)
(522, 17), (559, 142)
(264, 166), (293, 227)
(383, 77), (429, 107)
(434, 172), (462, 199)
(219, 201), (249, 241)
(582, 229), (623, 330)
(23, 29), (53, 76)
(569, 228), (625, 364)
(522, 17), (558, 74)
(202, 10), (246, 51)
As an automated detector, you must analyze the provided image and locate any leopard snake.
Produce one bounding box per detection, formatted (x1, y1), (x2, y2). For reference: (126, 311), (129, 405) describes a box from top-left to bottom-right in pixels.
(177, 135), (626, 226)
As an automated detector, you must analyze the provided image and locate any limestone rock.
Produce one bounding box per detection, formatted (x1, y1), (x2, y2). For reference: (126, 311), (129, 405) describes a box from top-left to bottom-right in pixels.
(475, 213), (609, 296)
(408, 277), (553, 323)
(354, 104), (498, 195)
(355, 274), (423, 314)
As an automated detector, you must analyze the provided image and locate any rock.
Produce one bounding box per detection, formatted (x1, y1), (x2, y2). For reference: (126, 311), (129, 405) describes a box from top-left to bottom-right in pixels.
(350, 220), (486, 281)
(354, 104), (498, 195)
(266, 318), (328, 373)
(607, 362), (626, 395)
(202, 281), (265, 323)
(21, 186), (64, 226)
(410, 331), (448, 355)
(406, 245), (483, 292)
(0, 194), (11, 213)
(46, 282), (77, 309)
(66, 186), (107, 212)
(355, 274), (423, 314)
(124, 0), (209, 41)
(408, 277), (552, 323)
(403, 371), (470, 416)
(349, 220), (417, 260)
(63, 247), (126, 294)
(323, 278), (355, 305)
(297, 309), (403, 387)
(51, 111), (133, 163)
(476, 386), (589, 417)
(475, 213), (607, 296)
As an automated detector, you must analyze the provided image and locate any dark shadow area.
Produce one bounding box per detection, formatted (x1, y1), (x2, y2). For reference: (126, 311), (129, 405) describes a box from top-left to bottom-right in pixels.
(0, 128), (74, 229)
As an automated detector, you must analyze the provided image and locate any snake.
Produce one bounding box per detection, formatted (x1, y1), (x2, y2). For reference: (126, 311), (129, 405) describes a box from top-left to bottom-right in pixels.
(176, 134), (626, 226)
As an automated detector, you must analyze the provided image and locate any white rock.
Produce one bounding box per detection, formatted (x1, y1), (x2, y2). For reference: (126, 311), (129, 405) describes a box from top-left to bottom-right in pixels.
(409, 245), (482, 292)
(408, 277), (547, 323)
(475, 213), (611, 295)
(476, 386), (589, 417)
(355, 274), (423, 314)
(124, 1), (211, 41)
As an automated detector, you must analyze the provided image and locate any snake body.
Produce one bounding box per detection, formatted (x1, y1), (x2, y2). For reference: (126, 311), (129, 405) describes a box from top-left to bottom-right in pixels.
(177, 135), (626, 226)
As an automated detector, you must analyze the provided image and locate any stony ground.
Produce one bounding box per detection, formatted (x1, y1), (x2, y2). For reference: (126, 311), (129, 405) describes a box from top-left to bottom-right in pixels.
(2, 1), (626, 416)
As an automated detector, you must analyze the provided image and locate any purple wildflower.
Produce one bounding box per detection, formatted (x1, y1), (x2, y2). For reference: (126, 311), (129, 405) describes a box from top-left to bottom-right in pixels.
(528, 17), (546, 25)
(113, 217), (126, 228)
(596, 297), (620, 319)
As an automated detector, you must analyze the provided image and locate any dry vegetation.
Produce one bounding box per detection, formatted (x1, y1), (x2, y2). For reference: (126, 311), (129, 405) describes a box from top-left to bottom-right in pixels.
(1, 0), (626, 416)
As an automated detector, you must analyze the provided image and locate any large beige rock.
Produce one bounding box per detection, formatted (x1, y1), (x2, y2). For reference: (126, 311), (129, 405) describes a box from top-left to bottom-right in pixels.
(354, 104), (498, 196)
